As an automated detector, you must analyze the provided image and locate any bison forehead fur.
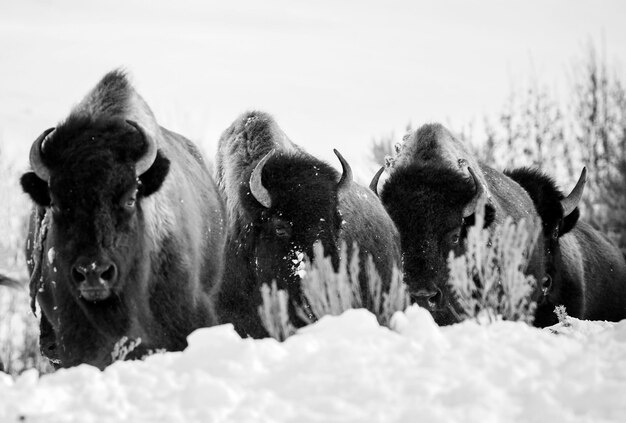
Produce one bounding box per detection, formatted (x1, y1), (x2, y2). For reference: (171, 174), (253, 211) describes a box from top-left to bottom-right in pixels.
(21, 69), (226, 369)
(44, 117), (170, 213)
(380, 164), (494, 286)
(382, 163), (480, 222)
(240, 152), (342, 232)
(41, 116), (148, 167)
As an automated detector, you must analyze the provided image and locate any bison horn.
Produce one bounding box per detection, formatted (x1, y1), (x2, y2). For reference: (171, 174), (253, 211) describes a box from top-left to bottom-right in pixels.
(126, 120), (158, 176)
(334, 149), (353, 192)
(462, 166), (486, 218)
(29, 128), (56, 182)
(369, 166), (385, 197)
(250, 150), (274, 209)
(561, 167), (587, 217)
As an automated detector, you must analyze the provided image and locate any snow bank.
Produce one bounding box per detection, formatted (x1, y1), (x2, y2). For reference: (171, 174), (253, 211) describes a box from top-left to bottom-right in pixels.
(1, 306), (625, 422)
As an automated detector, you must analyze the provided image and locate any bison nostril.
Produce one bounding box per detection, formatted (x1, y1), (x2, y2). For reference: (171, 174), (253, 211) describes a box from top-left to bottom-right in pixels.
(100, 264), (117, 282)
(71, 260), (117, 284)
(428, 289), (443, 308)
(412, 288), (443, 310)
(72, 267), (86, 283)
(542, 274), (552, 296)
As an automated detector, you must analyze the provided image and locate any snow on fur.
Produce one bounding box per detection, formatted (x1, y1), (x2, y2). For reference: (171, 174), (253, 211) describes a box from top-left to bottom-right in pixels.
(1, 306), (625, 422)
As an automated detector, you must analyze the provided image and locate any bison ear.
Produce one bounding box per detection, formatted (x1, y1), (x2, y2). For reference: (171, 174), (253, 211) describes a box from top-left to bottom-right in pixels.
(560, 207), (579, 236)
(138, 151), (170, 197)
(21, 172), (51, 206)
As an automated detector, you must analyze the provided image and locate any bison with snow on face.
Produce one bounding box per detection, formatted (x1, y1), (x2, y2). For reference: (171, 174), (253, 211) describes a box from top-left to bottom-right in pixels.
(215, 111), (401, 338)
(506, 167), (626, 325)
(20, 70), (226, 369)
(371, 123), (546, 326)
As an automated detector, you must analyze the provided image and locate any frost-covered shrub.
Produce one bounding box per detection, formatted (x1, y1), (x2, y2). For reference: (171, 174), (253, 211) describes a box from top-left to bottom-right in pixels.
(0, 142), (52, 376)
(259, 241), (409, 340)
(0, 287), (50, 375)
(297, 241), (410, 328)
(295, 242), (362, 324)
(258, 281), (296, 341)
(554, 305), (571, 327)
(111, 336), (143, 362)
(467, 43), (626, 254)
(447, 200), (540, 324)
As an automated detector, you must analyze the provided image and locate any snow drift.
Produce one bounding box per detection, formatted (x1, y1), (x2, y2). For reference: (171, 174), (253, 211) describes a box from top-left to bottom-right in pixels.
(1, 306), (624, 422)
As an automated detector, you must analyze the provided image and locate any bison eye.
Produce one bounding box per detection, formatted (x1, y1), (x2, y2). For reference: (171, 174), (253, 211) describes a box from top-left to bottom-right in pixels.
(542, 274), (553, 295)
(552, 226), (559, 240)
(446, 228), (461, 246)
(121, 189), (138, 211)
(275, 226), (291, 238)
(272, 219), (292, 238)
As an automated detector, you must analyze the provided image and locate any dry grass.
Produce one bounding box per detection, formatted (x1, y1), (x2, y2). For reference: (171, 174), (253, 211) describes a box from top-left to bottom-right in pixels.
(0, 286), (52, 375)
(0, 144), (53, 375)
(258, 282), (297, 341)
(258, 241), (410, 341)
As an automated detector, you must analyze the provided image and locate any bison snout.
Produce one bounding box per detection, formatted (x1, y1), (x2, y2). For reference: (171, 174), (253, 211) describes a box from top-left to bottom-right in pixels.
(72, 258), (118, 301)
(411, 288), (444, 311)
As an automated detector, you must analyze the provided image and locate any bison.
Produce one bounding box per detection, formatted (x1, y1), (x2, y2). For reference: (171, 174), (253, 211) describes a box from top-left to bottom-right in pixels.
(20, 70), (226, 369)
(370, 123), (546, 325)
(215, 111), (401, 338)
(506, 167), (626, 324)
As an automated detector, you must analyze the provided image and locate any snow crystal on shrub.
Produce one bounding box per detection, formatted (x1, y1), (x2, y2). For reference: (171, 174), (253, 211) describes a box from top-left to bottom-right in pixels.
(448, 198), (539, 324)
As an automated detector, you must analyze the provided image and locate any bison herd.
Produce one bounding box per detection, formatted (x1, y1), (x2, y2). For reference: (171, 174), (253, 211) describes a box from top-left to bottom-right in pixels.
(14, 70), (626, 369)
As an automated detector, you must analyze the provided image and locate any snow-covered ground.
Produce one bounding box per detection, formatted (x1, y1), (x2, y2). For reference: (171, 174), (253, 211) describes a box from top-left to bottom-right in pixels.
(1, 306), (624, 422)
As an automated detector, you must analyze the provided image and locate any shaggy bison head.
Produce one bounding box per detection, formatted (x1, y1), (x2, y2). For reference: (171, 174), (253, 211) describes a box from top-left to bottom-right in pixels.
(373, 163), (494, 324)
(21, 116), (170, 308)
(241, 148), (351, 305)
(504, 167), (586, 313)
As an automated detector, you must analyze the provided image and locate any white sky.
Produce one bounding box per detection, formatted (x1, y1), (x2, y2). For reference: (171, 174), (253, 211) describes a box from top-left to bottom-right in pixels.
(1, 0), (624, 181)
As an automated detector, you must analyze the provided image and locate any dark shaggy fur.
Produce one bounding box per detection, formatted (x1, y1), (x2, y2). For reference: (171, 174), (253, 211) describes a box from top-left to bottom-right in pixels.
(382, 164), (497, 230)
(21, 70), (226, 369)
(239, 152), (343, 235)
(380, 164), (498, 325)
(215, 111), (401, 338)
(507, 167), (626, 325)
(222, 152), (343, 337)
(504, 168), (579, 237)
(378, 123), (545, 326)
(22, 116), (171, 213)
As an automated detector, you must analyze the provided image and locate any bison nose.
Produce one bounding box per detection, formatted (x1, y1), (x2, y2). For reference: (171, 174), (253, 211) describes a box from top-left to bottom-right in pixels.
(411, 288), (443, 310)
(71, 259), (118, 301)
(72, 261), (117, 284)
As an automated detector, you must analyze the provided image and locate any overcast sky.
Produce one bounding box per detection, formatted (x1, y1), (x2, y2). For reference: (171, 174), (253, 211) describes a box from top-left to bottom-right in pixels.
(1, 0), (624, 180)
